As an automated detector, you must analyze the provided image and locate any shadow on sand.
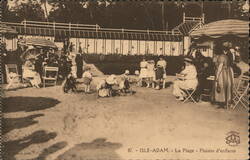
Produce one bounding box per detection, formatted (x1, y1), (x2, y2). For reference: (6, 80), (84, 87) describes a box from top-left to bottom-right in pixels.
(3, 114), (44, 135)
(3, 96), (60, 113)
(33, 141), (68, 160)
(3, 130), (57, 160)
(56, 138), (123, 160)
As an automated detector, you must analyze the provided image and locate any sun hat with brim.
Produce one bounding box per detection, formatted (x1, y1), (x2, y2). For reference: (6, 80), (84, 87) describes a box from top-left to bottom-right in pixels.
(184, 57), (193, 63)
(106, 74), (117, 84)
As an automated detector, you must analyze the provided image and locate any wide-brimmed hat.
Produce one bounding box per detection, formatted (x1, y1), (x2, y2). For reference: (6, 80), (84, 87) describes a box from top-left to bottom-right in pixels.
(106, 74), (117, 84)
(184, 57), (193, 63)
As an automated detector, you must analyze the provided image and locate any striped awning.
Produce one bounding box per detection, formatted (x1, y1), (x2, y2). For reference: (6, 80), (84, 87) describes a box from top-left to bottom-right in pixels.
(20, 38), (57, 48)
(0, 23), (17, 34)
(190, 19), (249, 38)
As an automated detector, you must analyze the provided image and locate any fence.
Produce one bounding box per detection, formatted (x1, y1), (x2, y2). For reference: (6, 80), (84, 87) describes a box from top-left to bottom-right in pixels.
(2, 20), (184, 55)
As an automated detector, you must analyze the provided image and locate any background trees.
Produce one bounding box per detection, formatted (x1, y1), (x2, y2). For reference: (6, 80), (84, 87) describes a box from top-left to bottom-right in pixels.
(1, 0), (248, 30)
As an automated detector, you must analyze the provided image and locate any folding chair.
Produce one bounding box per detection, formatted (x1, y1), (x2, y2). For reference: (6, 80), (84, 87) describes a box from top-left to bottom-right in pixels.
(232, 75), (249, 110)
(182, 88), (197, 103)
(42, 66), (59, 87)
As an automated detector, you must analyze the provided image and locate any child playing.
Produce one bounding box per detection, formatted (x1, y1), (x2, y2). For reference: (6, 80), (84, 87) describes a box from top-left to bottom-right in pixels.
(82, 66), (92, 93)
(119, 70), (131, 94)
(62, 73), (77, 93)
(146, 60), (155, 88)
(154, 65), (164, 90)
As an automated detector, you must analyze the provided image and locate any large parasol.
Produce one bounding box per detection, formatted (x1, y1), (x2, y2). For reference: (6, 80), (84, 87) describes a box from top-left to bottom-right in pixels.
(190, 19), (249, 38)
(19, 38), (57, 49)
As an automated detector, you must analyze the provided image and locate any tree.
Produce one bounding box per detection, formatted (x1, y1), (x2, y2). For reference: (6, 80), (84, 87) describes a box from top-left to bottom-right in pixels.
(40, 0), (49, 21)
(3, 0), (46, 22)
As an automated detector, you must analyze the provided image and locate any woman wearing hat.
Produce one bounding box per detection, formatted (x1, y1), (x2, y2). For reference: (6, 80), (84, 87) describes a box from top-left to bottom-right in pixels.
(173, 57), (198, 101)
(212, 46), (234, 109)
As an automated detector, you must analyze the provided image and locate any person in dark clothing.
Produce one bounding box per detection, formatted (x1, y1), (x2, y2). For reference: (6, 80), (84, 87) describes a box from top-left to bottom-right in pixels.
(224, 48), (234, 67)
(34, 54), (43, 81)
(193, 50), (206, 73)
(75, 53), (84, 78)
(0, 43), (7, 83)
(154, 65), (164, 90)
(62, 73), (77, 93)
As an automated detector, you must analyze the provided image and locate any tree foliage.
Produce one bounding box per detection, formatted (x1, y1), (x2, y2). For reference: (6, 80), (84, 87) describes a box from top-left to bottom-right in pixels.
(2, 0), (248, 30)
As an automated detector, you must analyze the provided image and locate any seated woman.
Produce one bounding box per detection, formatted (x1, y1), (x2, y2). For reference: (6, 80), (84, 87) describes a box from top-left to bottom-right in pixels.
(22, 59), (41, 88)
(173, 58), (198, 101)
(196, 59), (215, 100)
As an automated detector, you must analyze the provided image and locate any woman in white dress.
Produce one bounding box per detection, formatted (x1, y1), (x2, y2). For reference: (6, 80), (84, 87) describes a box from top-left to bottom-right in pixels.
(139, 58), (148, 86)
(23, 59), (41, 88)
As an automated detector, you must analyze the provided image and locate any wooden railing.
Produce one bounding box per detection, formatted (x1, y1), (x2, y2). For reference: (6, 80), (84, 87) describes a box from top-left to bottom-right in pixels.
(1, 20), (181, 35)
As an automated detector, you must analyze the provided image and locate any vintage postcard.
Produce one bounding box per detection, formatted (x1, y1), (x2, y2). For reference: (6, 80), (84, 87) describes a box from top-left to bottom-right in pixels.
(1, 1), (249, 160)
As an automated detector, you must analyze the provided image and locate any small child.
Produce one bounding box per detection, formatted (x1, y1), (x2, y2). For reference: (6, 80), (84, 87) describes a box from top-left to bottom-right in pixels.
(96, 79), (110, 98)
(82, 66), (92, 93)
(154, 65), (164, 90)
(62, 73), (77, 93)
(134, 70), (140, 86)
(119, 70), (131, 94)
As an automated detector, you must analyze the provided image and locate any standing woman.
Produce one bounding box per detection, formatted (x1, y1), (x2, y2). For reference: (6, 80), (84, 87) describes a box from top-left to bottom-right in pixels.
(212, 47), (234, 109)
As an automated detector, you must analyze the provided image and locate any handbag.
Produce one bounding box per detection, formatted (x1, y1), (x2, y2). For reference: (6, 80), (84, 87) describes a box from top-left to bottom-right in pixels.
(216, 82), (221, 93)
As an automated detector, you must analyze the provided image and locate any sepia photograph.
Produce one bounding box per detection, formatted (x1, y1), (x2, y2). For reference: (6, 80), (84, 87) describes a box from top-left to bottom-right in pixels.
(1, 0), (249, 160)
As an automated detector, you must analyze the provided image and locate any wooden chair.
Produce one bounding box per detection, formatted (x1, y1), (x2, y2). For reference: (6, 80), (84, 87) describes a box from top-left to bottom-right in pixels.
(42, 66), (58, 87)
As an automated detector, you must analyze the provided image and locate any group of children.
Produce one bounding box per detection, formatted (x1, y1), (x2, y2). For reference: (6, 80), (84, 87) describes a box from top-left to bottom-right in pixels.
(62, 66), (132, 97)
(62, 66), (92, 93)
(138, 56), (167, 90)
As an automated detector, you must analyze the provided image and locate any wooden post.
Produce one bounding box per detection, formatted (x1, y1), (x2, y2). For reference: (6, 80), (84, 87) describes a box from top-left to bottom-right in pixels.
(202, 13), (205, 23)
(24, 19), (27, 38)
(183, 12), (185, 22)
(69, 22), (71, 37)
(53, 21), (55, 37)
